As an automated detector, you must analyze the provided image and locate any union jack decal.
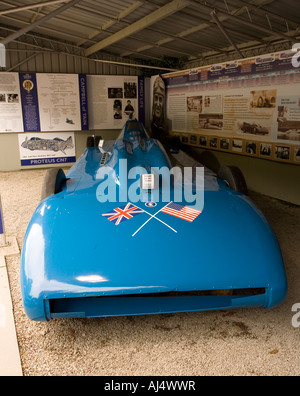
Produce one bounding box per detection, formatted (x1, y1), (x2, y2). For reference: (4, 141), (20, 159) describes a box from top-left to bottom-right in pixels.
(102, 203), (145, 225)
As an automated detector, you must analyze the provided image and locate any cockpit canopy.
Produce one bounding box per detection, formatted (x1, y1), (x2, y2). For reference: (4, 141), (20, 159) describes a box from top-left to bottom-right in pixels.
(117, 119), (149, 142)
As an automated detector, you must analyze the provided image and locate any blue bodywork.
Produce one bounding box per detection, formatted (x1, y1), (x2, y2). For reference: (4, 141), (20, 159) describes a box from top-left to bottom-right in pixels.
(20, 120), (287, 321)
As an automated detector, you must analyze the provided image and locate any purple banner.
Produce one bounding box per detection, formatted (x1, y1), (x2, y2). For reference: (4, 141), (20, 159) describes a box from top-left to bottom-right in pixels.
(79, 74), (89, 130)
(165, 51), (297, 88)
(19, 73), (41, 132)
(138, 76), (145, 125)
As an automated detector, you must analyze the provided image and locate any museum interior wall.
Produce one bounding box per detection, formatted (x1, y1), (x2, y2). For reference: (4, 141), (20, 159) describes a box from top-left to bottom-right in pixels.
(0, 50), (299, 205)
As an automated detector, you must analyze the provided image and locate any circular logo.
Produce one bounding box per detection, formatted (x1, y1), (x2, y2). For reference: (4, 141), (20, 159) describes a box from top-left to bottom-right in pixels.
(145, 202), (157, 208)
(23, 80), (34, 93)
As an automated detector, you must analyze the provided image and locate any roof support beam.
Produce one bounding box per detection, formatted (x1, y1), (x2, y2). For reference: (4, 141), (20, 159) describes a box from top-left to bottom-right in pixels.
(238, 0), (299, 27)
(118, 0), (270, 60)
(1, 42), (178, 72)
(217, 11), (297, 44)
(211, 11), (245, 58)
(85, 0), (192, 57)
(77, 1), (143, 47)
(0, 0), (82, 46)
(6, 52), (40, 72)
(0, 0), (70, 16)
(191, 0), (298, 45)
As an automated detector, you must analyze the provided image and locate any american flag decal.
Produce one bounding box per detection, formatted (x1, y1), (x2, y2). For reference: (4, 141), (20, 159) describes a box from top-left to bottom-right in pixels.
(161, 202), (201, 223)
(102, 203), (144, 225)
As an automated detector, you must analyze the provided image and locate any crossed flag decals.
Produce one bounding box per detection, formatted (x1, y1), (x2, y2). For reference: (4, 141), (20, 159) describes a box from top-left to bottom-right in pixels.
(102, 203), (144, 226)
(102, 202), (202, 237)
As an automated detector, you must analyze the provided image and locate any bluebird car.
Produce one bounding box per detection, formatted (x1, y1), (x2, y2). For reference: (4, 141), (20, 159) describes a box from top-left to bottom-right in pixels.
(20, 119), (287, 321)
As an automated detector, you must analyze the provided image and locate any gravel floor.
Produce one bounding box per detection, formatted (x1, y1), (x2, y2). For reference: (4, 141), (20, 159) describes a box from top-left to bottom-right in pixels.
(0, 169), (299, 376)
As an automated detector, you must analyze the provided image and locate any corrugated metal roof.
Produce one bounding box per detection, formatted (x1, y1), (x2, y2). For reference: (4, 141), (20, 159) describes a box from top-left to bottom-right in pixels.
(0, 0), (299, 74)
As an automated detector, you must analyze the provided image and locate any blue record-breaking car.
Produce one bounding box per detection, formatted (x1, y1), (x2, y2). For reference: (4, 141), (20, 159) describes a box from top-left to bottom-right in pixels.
(20, 119), (287, 321)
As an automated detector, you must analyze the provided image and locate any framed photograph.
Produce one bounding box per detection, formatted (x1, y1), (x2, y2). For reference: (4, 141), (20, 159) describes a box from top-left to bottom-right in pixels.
(199, 135), (207, 146)
(275, 145), (290, 160)
(259, 143), (272, 157)
(294, 147), (300, 162)
(209, 137), (218, 148)
(246, 141), (257, 155)
(190, 135), (198, 145)
(232, 139), (243, 152)
(181, 134), (189, 144)
(220, 138), (230, 150)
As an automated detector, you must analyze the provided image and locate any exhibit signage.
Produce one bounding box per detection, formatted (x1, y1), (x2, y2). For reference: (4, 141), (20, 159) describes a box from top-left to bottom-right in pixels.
(19, 72), (41, 133)
(18, 132), (76, 167)
(36, 73), (84, 132)
(87, 75), (145, 129)
(0, 72), (24, 133)
(138, 76), (145, 126)
(0, 71), (147, 167)
(79, 74), (89, 131)
(164, 50), (300, 165)
(1, 72), (89, 133)
(0, 65), (299, 165)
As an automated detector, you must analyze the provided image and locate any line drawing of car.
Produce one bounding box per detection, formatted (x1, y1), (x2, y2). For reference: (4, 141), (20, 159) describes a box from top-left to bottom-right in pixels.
(20, 119), (287, 321)
(21, 136), (74, 155)
(241, 122), (269, 135)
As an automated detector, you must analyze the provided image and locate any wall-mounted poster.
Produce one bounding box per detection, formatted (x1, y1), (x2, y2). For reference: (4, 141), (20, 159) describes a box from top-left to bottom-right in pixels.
(150, 75), (168, 139)
(18, 132), (76, 167)
(19, 72), (41, 132)
(36, 73), (88, 132)
(87, 75), (145, 129)
(0, 72), (24, 133)
(164, 50), (300, 164)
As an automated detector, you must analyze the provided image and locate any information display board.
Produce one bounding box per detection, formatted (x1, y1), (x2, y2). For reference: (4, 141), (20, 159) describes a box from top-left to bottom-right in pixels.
(19, 72), (41, 132)
(0, 72), (24, 133)
(18, 132), (76, 167)
(0, 71), (147, 169)
(164, 50), (300, 165)
(0, 72), (145, 134)
(87, 75), (145, 129)
(1, 72), (89, 133)
(36, 74), (87, 132)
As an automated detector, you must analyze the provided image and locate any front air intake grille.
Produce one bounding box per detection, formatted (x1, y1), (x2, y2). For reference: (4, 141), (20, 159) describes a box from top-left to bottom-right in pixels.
(48, 288), (267, 319)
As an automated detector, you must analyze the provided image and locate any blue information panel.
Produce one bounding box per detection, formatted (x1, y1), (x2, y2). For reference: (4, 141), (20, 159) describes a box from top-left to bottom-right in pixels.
(138, 76), (145, 125)
(21, 156), (76, 167)
(19, 72), (41, 132)
(79, 74), (89, 131)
